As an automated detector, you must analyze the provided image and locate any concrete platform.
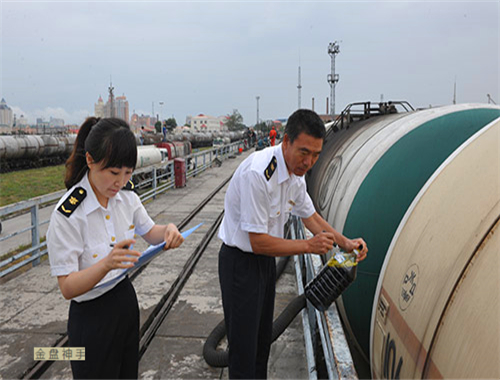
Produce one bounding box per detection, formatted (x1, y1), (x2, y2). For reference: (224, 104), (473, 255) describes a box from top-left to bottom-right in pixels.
(0, 147), (309, 380)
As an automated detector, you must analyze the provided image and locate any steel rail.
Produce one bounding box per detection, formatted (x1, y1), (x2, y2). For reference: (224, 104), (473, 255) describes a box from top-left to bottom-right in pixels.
(139, 210), (224, 358)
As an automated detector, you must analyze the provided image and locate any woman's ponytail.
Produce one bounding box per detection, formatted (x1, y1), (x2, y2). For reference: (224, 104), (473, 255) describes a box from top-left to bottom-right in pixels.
(64, 117), (100, 189)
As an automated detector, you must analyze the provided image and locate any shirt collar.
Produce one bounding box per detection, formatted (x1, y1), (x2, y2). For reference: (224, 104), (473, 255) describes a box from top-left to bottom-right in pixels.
(274, 143), (290, 185)
(79, 172), (123, 215)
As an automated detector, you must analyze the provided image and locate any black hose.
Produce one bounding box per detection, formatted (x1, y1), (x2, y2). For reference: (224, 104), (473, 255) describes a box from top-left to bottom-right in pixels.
(202, 320), (228, 368)
(203, 256), (308, 368)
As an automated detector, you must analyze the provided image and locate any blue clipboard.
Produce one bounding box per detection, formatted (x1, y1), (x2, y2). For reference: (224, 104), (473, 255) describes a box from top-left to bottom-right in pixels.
(94, 222), (203, 289)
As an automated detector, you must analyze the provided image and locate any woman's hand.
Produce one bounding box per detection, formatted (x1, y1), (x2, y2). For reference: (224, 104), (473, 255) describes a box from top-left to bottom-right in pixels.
(103, 239), (141, 270)
(163, 224), (184, 250)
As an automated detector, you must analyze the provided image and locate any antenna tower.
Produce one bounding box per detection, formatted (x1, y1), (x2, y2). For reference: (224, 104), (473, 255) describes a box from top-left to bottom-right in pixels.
(327, 41), (340, 117)
(108, 78), (115, 118)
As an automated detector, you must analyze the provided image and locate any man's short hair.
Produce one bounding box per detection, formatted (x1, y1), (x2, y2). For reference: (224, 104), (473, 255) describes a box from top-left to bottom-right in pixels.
(285, 109), (326, 143)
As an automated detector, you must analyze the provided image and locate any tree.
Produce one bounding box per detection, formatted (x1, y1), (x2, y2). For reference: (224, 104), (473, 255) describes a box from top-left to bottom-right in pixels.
(165, 117), (177, 131)
(224, 109), (246, 131)
(254, 121), (268, 133)
(155, 121), (162, 133)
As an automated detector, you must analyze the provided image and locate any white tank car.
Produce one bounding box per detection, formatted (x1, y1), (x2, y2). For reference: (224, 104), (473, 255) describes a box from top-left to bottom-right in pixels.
(305, 102), (500, 378)
(370, 117), (500, 379)
(136, 145), (168, 169)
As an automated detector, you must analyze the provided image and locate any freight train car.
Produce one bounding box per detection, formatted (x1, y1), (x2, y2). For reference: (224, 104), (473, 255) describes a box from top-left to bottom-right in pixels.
(306, 101), (500, 378)
(0, 134), (194, 173)
(0, 134), (76, 172)
(0, 128), (244, 173)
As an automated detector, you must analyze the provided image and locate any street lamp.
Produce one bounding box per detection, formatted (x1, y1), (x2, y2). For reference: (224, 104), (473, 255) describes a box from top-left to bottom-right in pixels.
(159, 101), (164, 122)
(256, 96), (260, 126)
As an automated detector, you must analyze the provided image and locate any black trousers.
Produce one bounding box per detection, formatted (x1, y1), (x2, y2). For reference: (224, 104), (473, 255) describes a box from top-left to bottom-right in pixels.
(68, 276), (139, 379)
(219, 243), (276, 379)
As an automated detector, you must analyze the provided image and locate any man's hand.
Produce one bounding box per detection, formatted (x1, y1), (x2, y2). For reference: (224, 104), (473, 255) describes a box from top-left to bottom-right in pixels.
(341, 238), (368, 262)
(307, 231), (335, 254)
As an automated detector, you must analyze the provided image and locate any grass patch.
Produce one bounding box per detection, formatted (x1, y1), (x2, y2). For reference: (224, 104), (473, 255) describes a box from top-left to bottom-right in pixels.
(0, 165), (66, 206)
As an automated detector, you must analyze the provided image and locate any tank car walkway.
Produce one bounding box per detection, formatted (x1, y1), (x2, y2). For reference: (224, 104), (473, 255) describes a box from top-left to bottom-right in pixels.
(0, 147), (309, 380)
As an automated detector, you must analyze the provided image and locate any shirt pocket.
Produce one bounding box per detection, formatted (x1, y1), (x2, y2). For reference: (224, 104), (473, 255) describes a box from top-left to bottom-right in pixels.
(81, 242), (110, 270)
(268, 201), (282, 230)
(284, 199), (295, 220)
(124, 227), (136, 240)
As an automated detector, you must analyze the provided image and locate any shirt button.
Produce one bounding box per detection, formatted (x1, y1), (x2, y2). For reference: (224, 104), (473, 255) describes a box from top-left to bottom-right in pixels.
(111, 236), (116, 242)
(93, 254), (98, 258)
(106, 215), (110, 220)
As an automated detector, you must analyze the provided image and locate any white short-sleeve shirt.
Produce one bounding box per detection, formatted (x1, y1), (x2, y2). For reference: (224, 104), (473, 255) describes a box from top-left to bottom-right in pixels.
(47, 173), (155, 302)
(218, 143), (316, 253)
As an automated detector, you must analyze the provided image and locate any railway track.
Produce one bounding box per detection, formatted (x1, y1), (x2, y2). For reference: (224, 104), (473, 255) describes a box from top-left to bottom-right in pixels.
(21, 174), (232, 379)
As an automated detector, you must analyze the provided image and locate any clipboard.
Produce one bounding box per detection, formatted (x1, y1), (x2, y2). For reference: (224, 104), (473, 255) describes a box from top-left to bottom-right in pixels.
(94, 222), (203, 289)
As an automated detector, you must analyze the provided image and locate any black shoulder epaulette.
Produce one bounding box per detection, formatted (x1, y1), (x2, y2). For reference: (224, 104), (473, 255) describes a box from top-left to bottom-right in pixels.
(122, 180), (136, 192)
(57, 187), (86, 218)
(264, 156), (277, 181)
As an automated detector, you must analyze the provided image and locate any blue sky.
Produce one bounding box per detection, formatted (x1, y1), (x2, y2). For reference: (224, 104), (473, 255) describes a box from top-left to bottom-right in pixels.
(1, 0), (498, 126)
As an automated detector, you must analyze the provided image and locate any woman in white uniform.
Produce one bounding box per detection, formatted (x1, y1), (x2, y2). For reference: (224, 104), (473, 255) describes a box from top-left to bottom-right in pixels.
(47, 117), (184, 379)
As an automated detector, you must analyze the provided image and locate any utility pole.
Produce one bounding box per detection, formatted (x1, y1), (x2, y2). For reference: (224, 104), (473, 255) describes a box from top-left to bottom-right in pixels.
(453, 77), (457, 104)
(297, 65), (302, 109)
(256, 96), (260, 126)
(327, 41), (340, 118)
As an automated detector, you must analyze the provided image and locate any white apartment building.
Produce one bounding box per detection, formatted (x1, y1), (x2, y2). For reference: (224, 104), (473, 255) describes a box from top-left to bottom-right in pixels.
(0, 98), (13, 133)
(189, 114), (228, 132)
(95, 95), (105, 118)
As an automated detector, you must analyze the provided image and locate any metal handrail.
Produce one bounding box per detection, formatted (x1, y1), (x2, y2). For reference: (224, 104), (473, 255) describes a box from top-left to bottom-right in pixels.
(286, 215), (357, 379)
(327, 100), (415, 136)
(0, 140), (245, 278)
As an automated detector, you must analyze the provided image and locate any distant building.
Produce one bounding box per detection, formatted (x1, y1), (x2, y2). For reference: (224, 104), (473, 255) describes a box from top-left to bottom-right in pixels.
(189, 114), (227, 132)
(50, 117), (65, 128)
(0, 98), (13, 133)
(95, 95), (105, 118)
(36, 118), (50, 128)
(94, 91), (129, 123)
(115, 95), (129, 123)
(17, 114), (29, 128)
(130, 112), (155, 133)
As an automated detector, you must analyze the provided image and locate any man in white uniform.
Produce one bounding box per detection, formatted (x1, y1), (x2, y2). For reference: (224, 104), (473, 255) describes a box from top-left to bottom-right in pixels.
(218, 109), (368, 379)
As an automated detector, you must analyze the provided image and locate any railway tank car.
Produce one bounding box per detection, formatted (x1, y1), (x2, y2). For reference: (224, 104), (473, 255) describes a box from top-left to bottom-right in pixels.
(305, 101), (500, 378)
(0, 134), (76, 172)
(0, 128), (244, 173)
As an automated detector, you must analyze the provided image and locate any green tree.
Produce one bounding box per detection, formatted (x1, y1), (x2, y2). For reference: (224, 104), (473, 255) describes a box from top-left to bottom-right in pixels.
(165, 117), (177, 131)
(155, 121), (162, 133)
(254, 121), (268, 133)
(224, 109), (246, 131)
